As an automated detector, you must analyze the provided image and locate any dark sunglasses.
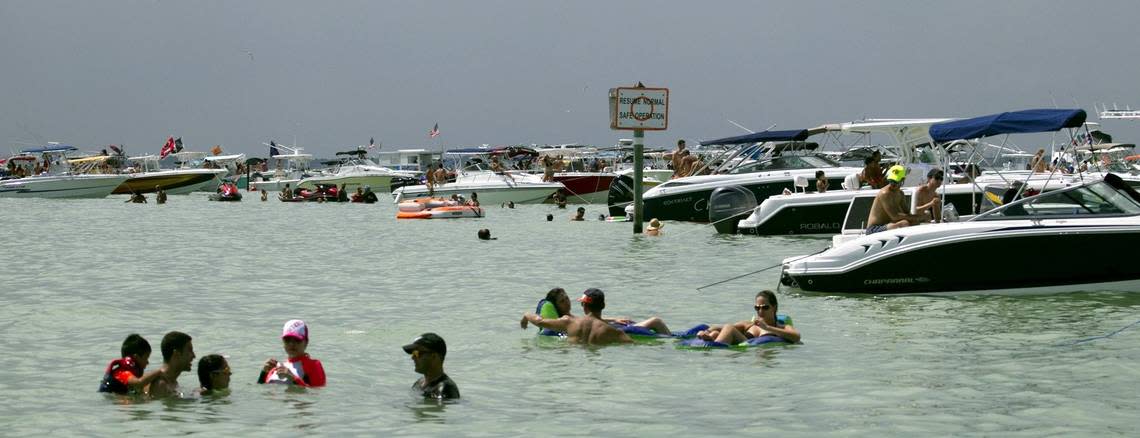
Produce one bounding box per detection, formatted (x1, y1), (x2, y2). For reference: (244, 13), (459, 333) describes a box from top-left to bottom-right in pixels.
(754, 304), (772, 311)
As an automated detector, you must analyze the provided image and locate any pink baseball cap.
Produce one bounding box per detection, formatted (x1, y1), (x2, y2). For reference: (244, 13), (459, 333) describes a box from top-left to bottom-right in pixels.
(281, 319), (308, 341)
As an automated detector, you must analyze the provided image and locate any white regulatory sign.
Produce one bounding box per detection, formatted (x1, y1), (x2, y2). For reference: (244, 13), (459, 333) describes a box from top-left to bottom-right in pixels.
(609, 87), (669, 131)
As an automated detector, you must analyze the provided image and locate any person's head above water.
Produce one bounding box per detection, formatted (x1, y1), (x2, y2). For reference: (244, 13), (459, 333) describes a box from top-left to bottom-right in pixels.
(546, 214), (553, 221)
(577, 288), (606, 314)
(197, 354), (230, 391)
(544, 287), (571, 316)
(478, 228), (495, 240)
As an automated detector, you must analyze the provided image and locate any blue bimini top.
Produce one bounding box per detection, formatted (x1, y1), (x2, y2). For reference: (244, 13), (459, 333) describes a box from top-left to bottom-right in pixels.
(929, 109), (1086, 142)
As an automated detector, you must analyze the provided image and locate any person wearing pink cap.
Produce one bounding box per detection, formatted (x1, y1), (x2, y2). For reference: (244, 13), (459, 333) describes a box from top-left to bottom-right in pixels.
(257, 319), (326, 387)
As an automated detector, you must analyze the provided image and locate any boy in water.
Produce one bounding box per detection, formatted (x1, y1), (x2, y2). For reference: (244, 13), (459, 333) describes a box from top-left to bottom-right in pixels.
(98, 334), (165, 395)
(257, 319), (326, 387)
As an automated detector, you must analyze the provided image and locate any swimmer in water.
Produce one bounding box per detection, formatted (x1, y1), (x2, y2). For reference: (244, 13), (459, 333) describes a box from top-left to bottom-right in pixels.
(196, 354), (231, 395)
(257, 320), (326, 387)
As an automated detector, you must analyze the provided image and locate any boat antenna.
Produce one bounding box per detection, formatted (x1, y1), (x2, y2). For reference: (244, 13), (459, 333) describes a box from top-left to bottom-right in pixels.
(727, 119), (757, 134)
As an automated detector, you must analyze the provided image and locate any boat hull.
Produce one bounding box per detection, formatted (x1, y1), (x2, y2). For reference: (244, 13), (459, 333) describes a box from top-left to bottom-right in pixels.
(297, 175), (394, 192)
(782, 225), (1140, 295)
(394, 184), (560, 205)
(552, 172), (616, 204)
(0, 174), (130, 198)
(114, 170), (225, 195)
(644, 175), (849, 223)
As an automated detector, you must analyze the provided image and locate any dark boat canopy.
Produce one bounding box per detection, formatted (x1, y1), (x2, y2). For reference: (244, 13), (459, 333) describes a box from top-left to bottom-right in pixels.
(700, 129), (811, 146)
(929, 109), (1086, 142)
(335, 150), (366, 157)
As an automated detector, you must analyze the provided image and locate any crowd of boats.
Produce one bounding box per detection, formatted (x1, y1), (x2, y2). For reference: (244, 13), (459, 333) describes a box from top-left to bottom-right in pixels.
(7, 107), (1140, 295)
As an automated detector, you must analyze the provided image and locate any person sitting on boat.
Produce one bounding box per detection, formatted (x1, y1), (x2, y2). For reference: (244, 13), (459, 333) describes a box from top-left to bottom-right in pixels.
(570, 206), (586, 221)
(913, 168), (944, 223)
(520, 288), (633, 346)
(815, 170), (829, 193)
(865, 165), (929, 234)
(696, 290), (800, 344)
(860, 153), (887, 189)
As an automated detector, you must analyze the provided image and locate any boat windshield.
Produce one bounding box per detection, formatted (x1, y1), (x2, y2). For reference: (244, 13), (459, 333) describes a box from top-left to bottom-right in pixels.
(727, 155), (839, 174)
(975, 180), (1140, 220)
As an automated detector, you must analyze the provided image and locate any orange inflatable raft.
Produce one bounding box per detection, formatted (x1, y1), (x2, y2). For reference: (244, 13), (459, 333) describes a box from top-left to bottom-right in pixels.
(396, 204), (484, 219)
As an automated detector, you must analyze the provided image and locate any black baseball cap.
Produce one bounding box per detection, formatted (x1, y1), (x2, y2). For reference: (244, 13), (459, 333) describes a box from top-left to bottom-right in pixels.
(402, 333), (447, 358)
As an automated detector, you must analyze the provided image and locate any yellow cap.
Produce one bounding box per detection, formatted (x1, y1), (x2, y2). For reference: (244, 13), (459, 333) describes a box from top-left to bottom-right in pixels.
(886, 165), (907, 183)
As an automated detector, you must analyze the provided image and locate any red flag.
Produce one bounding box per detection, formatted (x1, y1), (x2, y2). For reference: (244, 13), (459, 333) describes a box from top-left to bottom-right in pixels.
(429, 123), (440, 138)
(159, 137), (176, 158)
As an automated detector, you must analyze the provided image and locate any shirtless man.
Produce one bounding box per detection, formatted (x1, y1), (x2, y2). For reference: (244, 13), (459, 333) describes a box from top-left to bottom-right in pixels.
(865, 165), (929, 234)
(434, 165), (449, 187)
(668, 140), (686, 177)
(860, 152), (887, 189)
(146, 331), (195, 398)
(520, 288), (632, 345)
(912, 168), (944, 223)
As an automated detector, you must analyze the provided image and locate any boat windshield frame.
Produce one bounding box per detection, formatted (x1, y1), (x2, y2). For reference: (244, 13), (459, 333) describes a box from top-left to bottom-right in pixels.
(973, 175), (1140, 221)
(726, 154), (840, 174)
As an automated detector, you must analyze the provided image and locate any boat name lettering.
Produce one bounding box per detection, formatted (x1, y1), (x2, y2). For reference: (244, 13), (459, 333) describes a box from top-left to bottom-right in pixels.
(863, 278), (916, 285)
(800, 222), (840, 230)
(662, 197), (692, 206)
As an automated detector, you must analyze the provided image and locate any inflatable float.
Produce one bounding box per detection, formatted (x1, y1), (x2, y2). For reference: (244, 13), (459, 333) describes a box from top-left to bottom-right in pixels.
(396, 205), (484, 219)
(675, 315), (796, 350)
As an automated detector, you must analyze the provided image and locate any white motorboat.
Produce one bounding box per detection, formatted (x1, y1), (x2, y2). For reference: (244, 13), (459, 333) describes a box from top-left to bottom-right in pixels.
(780, 173), (1140, 295)
(640, 128), (870, 222)
(297, 149), (420, 192)
(115, 155), (227, 195)
(248, 142), (314, 193)
(392, 171), (564, 205)
(0, 145), (129, 199)
(778, 108), (1140, 295)
(170, 151), (247, 192)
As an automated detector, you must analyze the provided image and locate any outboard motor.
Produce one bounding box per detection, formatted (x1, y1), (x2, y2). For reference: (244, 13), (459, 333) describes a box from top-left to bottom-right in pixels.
(708, 186), (757, 234)
(607, 175), (636, 217)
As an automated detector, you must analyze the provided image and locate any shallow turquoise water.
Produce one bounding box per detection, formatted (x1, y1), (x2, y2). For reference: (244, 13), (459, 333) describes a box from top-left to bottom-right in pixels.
(2, 194), (1138, 436)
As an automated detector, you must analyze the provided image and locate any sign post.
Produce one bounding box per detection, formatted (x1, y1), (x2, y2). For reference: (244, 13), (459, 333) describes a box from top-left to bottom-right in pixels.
(609, 83), (668, 233)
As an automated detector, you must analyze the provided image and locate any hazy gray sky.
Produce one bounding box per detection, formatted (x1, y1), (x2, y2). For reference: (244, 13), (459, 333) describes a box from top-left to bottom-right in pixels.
(2, 1), (1139, 156)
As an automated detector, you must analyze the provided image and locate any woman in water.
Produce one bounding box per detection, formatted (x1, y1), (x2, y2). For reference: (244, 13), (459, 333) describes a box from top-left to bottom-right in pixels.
(697, 290), (800, 344)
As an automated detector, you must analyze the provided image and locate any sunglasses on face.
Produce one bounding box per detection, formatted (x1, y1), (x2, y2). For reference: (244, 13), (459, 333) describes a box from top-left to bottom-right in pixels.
(754, 304), (772, 311)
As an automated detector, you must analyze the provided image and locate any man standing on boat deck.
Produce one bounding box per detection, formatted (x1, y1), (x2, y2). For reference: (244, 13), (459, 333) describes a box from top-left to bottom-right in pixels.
(866, 165), (929, 234)
(667, 139), (686, 177)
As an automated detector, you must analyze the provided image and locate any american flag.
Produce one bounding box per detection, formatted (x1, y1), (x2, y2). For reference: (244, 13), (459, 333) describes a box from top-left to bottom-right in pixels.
(429, 123), (440, 138)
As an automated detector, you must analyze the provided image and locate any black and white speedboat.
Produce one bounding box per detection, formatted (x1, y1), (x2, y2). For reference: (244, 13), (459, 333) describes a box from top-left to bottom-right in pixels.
(640, 128), (864, 223)
(779, 173), (1140, 295)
